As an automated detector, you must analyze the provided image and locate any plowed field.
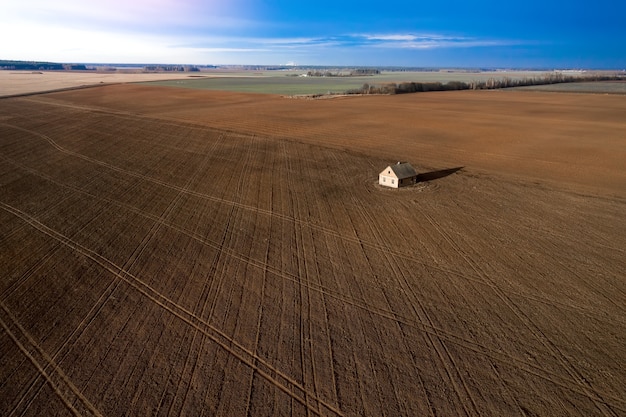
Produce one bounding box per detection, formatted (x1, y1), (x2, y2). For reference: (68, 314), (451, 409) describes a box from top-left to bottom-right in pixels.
(1, 85), (625, 416)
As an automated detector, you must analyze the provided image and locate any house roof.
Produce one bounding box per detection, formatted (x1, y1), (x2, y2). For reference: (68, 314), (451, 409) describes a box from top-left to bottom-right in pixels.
(380, 162), (417, 179)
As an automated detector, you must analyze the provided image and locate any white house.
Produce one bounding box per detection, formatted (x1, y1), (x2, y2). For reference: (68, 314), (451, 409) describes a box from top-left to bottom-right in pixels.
(379, 162), (417, 188)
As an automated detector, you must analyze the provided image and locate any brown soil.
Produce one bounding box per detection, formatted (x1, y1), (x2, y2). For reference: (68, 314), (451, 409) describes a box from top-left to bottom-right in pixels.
(1, 85), (625, 416)
(0, 72), (201, 97)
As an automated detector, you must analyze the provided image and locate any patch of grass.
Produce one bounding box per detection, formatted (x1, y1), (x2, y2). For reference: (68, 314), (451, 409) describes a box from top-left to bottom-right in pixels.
(143, 76), (371, 95)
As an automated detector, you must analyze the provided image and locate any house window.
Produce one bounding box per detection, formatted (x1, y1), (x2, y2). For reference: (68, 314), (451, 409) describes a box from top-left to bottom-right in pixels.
(383, 177), (386, 182)
(391, 179), (394, 184)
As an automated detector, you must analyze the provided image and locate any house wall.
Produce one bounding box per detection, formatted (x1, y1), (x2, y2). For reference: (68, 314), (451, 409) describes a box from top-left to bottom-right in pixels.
(379, 174), (416, 188)
(379, 175), (399, 188)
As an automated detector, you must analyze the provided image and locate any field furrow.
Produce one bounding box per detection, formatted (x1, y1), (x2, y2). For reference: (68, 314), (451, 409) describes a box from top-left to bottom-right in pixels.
(2, 87), (625, 416)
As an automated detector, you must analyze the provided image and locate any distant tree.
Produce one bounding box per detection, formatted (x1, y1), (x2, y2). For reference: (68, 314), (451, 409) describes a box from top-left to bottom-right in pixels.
(338, 70), (622, 97)
(444, 81), (467, 90)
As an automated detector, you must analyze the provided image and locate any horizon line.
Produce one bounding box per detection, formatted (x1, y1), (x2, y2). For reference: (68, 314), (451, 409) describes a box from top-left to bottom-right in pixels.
(2, 59), (625, 72)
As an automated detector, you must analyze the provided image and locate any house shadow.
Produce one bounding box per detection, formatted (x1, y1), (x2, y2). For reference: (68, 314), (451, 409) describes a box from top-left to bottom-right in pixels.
(415, 167), (463, 183)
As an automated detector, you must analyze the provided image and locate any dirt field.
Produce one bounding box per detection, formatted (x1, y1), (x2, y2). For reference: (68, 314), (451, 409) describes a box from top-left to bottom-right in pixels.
(1, 85), (625, 416)
(0, 71), (205, 97)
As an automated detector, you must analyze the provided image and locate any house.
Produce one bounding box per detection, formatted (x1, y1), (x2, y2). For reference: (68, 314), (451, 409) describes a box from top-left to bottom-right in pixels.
(379, 162), (417, 188)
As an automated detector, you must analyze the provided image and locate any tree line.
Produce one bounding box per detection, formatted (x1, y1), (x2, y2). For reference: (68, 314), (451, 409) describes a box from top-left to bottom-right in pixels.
(306, 68), (381, 77)
(143, 65), (200, 72)
(345, 72), (625, 95)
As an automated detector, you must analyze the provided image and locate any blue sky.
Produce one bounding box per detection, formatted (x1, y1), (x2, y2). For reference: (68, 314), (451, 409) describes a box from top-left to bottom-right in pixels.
(2, 0), (625, 68)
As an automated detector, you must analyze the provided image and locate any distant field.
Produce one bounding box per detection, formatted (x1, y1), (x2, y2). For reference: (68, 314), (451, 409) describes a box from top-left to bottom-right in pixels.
(0, 69), (602, 97)
(513, 81), (626, 94)
(146, 75), (364, 95)
(143, 70), (558, 95)
(0, 71), (205, 97)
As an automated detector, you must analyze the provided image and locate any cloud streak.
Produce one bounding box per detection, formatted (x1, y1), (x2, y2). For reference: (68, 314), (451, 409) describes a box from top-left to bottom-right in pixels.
(187, 33), (515, 51)
(359, 33), (517, 49)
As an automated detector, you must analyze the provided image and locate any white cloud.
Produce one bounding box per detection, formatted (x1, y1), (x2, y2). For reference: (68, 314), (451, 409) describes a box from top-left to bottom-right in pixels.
(200, 48), (271, 53)
(358, 33), (516, 49)
(363, 34), (419, 41)
(0, 0), (262, 63)
(3, 0), (257, 34)
(260, 37), (323, 45)
(0, 20), (222, 63)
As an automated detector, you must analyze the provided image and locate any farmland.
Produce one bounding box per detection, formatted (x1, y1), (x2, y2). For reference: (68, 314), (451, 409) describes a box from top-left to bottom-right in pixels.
(514, 81), (626, 94)
(142, 70), (581, 95)
(0, 71), (202, 98)
(1, 84), (626, 416)
(0, 68), (615, 97)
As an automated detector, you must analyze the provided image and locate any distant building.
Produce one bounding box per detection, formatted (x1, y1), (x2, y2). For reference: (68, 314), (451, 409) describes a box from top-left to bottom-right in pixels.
(379, 162), (417, 188)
